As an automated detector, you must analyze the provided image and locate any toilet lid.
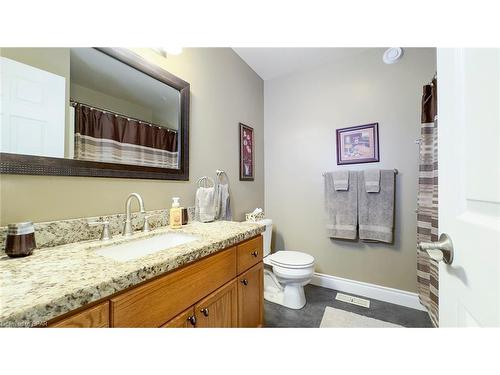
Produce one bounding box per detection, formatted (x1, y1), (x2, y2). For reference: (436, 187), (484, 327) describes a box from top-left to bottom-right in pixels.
(269, 251), (315, 268)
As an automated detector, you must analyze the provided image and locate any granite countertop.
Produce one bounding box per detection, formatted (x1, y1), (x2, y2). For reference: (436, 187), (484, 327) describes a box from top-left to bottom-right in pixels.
(0, 221), (265, 327)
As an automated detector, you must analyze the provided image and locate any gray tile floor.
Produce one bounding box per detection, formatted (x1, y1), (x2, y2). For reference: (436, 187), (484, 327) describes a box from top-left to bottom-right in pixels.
(264, 284), (434, 328)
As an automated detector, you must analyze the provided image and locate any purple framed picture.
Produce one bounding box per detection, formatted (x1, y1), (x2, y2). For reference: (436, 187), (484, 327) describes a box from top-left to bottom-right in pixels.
(239, 123), (254, 181)
(336, 123), (379, 165)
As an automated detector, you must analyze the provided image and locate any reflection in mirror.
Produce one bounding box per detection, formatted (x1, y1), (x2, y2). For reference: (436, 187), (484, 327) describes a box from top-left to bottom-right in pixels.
(1, 47), (183, 171)
(1, 54), (66, 158)
(70, 48), (180, 169)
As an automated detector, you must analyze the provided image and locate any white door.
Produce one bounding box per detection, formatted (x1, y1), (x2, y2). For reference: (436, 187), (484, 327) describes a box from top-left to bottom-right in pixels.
(0, 56), (65, 158)
(437, 48), (500, 327)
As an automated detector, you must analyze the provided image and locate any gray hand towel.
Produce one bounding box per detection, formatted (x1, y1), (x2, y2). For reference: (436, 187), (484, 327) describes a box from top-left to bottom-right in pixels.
(333, 170), (349, 191)
(215, 183), (232, 221)
(324, 171), (358, 240)
(358, 169), (395, 243)
(364, 169), (380, 193)
(195, 187), (216, 222)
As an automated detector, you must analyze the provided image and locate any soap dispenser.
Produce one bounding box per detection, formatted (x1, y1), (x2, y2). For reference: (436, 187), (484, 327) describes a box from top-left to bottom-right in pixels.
(169, 197), (183, 229)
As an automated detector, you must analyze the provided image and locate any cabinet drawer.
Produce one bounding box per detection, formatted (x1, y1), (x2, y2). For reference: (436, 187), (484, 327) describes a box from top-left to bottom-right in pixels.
(111, 247), (237, 327)
(50, 301), (109, 328)
(237, 236), (263, 274)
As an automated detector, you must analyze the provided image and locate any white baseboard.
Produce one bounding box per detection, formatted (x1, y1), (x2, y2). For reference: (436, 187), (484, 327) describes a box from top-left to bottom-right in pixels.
(310, 272), (427, 311)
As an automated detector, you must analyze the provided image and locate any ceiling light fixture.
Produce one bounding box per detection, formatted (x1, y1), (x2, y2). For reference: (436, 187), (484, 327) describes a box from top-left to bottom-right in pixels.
(153, 47), (183, 57)
(383, 47), (404, 64)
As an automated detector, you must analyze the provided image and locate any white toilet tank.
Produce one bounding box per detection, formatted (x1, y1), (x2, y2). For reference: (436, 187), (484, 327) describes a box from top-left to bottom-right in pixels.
(257, 219), (273, 257)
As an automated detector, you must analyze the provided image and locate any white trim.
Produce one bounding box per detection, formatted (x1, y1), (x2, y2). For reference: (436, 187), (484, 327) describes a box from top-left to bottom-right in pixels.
(311, 272), (427, 311)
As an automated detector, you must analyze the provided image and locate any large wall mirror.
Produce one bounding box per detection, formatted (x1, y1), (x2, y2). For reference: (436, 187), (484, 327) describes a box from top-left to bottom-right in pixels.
(0, 48), (190, 180)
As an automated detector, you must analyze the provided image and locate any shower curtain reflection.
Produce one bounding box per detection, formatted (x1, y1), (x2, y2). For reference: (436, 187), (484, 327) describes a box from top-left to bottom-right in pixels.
(73, 102), (179, 169)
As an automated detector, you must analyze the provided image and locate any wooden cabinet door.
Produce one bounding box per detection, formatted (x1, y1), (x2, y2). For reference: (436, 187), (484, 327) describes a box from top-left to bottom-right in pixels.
(161, 307), (196, 328)
(195, 280), (238, 328)
(238, 262), (263, 328)
(50, 302), (109, 328)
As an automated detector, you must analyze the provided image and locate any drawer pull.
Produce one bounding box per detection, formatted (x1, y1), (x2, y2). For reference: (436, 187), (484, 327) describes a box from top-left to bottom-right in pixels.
(240, 279), (248, 286)
(251, 250), (259, 257)
(200, 308), (209, 317)
(187, 315), (197, 326)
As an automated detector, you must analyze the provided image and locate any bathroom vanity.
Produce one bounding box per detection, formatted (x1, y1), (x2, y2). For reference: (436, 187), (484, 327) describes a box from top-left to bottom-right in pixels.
(0, 221), (265, 328)
(51, 236), (263, 328)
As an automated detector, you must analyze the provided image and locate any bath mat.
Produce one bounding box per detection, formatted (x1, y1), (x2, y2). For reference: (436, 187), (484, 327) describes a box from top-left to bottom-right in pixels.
(319, 306), (403, 328)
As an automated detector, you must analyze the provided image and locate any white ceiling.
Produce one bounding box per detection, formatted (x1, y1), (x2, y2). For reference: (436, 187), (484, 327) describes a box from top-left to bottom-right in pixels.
(70, 48), (180, 129)
(233, 48), (368, 80)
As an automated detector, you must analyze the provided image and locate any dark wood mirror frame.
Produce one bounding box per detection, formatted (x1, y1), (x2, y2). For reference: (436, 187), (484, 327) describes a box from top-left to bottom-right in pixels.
(0, 48), (190, 180)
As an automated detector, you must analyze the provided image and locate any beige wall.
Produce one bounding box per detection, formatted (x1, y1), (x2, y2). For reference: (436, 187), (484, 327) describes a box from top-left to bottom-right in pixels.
(70, 82), (155, 124)
(264, 48), (436, 292)
(0, 48), (264, 225)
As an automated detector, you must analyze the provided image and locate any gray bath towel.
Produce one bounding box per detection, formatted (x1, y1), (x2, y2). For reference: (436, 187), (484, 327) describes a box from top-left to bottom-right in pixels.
(364, 169), (380, 193)
(333, 170), (349, 191)
(358, 169), (395, 243)
(324, 171), (358, 240)
(195, 187), (216, 222)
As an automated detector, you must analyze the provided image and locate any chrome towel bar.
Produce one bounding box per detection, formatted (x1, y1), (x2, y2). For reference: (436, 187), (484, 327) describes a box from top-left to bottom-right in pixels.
(322, 169), (398, 177)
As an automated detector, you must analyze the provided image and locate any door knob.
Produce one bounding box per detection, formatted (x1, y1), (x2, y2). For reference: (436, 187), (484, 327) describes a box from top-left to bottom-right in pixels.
(418, 233), (454, 264)
(187, 315), (197, 326)
(240, 279), (248, 286)
(200, 308), (209, 317)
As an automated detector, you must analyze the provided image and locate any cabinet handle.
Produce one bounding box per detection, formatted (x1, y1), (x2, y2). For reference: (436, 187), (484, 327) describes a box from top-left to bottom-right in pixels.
(187, 315), (197, 326)
(240, 279), (248, 286)
(200, 308), (209, 317)
(251, 250), (259, 257)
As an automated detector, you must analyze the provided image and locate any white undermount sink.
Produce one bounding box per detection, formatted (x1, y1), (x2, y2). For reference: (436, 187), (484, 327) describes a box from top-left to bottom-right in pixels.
(95, 232), (200, 262)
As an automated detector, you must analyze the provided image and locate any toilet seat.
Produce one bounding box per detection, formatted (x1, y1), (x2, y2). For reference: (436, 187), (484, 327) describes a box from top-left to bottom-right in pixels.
(268, 251), (315, 269)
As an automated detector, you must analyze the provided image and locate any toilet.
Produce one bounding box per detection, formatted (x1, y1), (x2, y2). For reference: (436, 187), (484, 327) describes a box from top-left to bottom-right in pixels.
(258, 219), (315, 309)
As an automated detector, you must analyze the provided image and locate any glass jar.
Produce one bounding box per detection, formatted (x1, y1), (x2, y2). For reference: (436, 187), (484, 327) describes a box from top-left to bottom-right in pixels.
(5, 222), (36, 258)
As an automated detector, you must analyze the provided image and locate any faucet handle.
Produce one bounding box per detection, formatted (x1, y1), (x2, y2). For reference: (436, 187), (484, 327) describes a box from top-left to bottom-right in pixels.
(142, 213), (163, 232)
(143, 215), (151, 233)
(88, 221), (112, 241)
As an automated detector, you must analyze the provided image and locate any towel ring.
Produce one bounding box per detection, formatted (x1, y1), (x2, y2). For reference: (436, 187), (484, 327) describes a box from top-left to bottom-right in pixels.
(197, 176), (215, 188)
(216, 169), (230, 184)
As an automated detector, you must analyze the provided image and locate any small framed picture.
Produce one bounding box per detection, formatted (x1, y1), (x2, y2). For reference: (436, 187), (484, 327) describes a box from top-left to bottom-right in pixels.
(336, 123), (379, 165)
(239, 123), (254, 181)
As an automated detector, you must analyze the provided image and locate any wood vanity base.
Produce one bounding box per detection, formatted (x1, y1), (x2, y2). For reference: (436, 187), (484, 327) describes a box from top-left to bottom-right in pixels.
(47, 235), (263, 328)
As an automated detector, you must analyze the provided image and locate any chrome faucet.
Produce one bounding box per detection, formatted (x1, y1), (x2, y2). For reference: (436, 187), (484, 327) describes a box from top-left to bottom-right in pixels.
(122, 193), (146, 236)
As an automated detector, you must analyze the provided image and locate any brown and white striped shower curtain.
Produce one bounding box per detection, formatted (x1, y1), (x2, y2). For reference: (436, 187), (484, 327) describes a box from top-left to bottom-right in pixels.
(416, 78), (439, 327)
(74, 103), (179, 169)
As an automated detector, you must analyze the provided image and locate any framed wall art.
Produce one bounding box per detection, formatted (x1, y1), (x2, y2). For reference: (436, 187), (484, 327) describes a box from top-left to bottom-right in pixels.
(336, 123), (379, 165)
(239, 123), (254, 181)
